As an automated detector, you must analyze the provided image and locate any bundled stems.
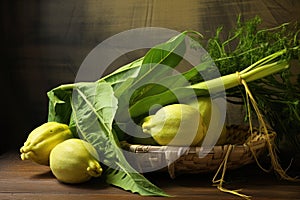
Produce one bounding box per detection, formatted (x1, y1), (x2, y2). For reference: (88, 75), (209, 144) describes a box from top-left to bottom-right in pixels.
(129, 49), (290, 119)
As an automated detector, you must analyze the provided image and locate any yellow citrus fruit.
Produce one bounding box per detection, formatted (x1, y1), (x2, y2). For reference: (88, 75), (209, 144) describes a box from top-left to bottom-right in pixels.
(142, 104), (206, 146)
(50, 138), (102, 184)
(20, 122), (73, 165)
(188, 97), (227, 145)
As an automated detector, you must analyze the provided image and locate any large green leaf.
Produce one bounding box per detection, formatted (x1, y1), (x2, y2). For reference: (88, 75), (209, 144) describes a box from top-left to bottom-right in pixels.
(70, 81), (169, 197)
(47, 84), (74, 124)
(114, 32), (188, 122)
(102, 32), (187, 99)
(99, 57), (143, 87)
(128, 32), (187, 103)
(127, 60), (216, 108)
(105, 167), (169, 197)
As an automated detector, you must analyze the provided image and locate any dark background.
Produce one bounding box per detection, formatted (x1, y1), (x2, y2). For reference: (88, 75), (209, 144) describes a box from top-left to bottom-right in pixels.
(1, 0), (300, 153)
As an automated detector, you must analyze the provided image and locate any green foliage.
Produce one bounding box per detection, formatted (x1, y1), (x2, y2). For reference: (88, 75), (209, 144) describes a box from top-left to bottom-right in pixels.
(205, 15), (300, 153)
(207, 15), (299, 75)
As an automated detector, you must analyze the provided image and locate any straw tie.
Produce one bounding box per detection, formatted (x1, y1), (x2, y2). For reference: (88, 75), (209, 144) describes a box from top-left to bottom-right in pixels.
(213, 72), (298, 199)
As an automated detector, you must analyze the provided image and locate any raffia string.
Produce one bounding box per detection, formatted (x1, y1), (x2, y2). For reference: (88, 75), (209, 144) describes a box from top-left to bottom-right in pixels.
(236, 72), (298, 181)
(212, 144), (252, 199)
(212, 72), (298, 200)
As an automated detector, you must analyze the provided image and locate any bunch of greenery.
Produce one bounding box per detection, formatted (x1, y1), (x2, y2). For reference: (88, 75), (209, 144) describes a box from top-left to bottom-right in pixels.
(204, 16), (300, 155)
(45, 16), (299, 196)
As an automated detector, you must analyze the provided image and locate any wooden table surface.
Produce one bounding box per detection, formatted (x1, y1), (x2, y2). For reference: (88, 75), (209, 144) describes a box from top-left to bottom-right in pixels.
(1, 152), (300, 200)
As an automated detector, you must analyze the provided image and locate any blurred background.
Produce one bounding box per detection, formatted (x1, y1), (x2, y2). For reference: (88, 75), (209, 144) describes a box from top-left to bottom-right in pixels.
(1, 0), (300, 153)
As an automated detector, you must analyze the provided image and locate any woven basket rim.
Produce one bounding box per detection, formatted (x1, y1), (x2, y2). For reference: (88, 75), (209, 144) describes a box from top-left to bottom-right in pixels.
(120, 124), (276, 178)
(122, 125), (276, 154)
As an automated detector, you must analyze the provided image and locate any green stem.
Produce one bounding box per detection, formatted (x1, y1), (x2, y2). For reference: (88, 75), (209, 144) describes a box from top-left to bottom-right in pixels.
(189, 60), (289, 92)
(56, 83), (76, 90)
(240, 49), (287, 74)
(241, 60), (289, 82)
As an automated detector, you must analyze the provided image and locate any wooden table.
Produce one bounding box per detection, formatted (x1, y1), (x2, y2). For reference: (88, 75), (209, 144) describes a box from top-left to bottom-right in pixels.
(1, 152), (299, 200)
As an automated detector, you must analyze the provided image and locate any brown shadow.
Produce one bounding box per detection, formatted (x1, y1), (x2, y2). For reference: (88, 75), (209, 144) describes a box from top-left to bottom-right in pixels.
(31, 170), (110, 190)
(60, 177), (110, 190)
(30, 170), (55, 179)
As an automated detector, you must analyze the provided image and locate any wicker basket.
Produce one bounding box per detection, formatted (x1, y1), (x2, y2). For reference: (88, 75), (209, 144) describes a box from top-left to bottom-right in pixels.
(121, 125), (276, 178)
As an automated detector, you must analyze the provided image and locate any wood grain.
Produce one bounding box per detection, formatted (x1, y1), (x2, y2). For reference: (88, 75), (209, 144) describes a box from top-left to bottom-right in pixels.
(1, 152), (299, 200)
